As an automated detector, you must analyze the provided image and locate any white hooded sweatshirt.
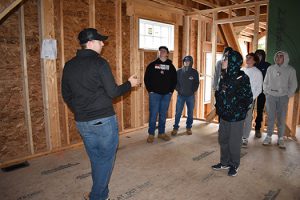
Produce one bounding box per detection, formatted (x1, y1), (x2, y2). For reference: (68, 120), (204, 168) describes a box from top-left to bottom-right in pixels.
(263, 51), (297, 97)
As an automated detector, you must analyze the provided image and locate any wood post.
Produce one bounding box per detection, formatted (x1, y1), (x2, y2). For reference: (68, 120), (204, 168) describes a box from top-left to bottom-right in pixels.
(19, 5), (34, 154)
(39, 0), (61, 150)
(115, 0), (124, 132)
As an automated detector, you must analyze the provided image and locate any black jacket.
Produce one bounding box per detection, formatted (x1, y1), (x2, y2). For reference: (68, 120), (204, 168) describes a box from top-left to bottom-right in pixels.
(144, 58), (177, 94)
(215, 50), (253, 122)
(62, 49), (131, 121)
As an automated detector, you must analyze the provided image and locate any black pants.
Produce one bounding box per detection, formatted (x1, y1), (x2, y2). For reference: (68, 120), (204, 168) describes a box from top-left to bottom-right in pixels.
(255, 93), (266, 130)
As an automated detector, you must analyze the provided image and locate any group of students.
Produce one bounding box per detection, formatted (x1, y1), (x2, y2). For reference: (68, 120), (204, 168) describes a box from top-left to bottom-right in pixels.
(144, 46), (200, 143)
(211, 48), (297, 177)
(61, 28), (297, 199)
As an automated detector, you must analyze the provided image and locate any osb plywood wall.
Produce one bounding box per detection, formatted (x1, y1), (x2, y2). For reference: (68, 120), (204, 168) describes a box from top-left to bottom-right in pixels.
(0, 11), (29, 162)
(62, 0), (89, 144)
(24, 0), (47, 153)
(143, 51), (158, 124)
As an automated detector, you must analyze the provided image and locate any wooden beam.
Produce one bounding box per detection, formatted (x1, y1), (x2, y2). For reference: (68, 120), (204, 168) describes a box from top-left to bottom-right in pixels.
(252, 4), (260, 50)
(57, 0), (69, 144)
(0, 0), (23, 21)
(197, 19), (204, 119)
(39, 0), (61, 150)
(210, 12), (217, 110)
(191, 0), (217, 8)
(216, 15), (255, 24)
(149, 0), (192, 11)
(19, 5), (34, 155)
(194, 0), (268, 15)
(129, 15), (140, 128)
(115, 0), (124, 132)
(89, 0), (95, 28)
(182, 16), (190, 56)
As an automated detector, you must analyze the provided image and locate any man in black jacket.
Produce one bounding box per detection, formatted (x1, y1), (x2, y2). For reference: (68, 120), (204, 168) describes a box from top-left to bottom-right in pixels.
(144, 46), (177, 143)
(62, 28), (139, 200)
(254, 49), (271, 138)
(171, 56), (199, 136)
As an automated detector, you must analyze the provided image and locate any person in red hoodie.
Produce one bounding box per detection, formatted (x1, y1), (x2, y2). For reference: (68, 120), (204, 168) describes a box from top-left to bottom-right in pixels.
(144, 46), (177, 143)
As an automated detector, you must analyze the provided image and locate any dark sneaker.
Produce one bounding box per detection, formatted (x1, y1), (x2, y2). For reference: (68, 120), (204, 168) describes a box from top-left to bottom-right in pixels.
(255, 130), (261, 138)
(147, 135), (154, 143)
(277, 137), (286, 149)
(171, 129), (178, 136)
(211, 163), (230, 170)
(228, 166), (239, 177)
(158, 133), (171, 141)
(242, 138), (248, 148)
(186, 128), (192, 135)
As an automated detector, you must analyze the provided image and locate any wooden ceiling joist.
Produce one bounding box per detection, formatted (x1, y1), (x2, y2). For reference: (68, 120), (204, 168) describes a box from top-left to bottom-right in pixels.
(192, 0), (268, 15)
(191, 0), (218, 8)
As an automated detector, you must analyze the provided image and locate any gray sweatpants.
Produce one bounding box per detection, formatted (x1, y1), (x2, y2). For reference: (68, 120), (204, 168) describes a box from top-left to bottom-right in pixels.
(218, 119), (244, 167)
(266, 95), (289, 138)
(242, 102), (254, 139)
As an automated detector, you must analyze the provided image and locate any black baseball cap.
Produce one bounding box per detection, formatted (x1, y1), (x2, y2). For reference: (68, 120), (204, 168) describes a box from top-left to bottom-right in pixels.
(159, 46), (169, 53)
(78, 28), (108, 44)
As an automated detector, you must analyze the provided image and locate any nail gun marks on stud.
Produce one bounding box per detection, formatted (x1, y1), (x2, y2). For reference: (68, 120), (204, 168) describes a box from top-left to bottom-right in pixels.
(41, 162), (80, 175)
(263, 189), (281, 200)
(192, 150), (215, 161)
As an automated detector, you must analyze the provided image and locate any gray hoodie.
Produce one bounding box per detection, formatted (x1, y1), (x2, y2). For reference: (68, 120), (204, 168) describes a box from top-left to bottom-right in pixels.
(263, 51), (297, 97)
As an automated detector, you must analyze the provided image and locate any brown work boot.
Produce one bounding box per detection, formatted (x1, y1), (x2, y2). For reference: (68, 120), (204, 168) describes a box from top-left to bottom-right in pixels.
(171, 129), (178, 136)
(158, 133), (171, 141)
(83, 192), (90, 200)
(147, 135), (154, 143)
(186, 128), (192, 135)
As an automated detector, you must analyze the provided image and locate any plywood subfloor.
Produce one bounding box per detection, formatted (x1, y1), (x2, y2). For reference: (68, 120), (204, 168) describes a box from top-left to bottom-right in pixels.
(1, 119), (300, 200)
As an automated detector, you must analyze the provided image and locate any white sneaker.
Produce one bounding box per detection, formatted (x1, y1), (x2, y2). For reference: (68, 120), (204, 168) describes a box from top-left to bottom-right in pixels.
(263, 135), (272, 146)
(277, 137), (286, 149)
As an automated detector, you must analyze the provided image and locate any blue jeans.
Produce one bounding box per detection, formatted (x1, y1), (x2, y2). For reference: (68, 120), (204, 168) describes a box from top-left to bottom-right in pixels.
(76, 115), (119, 200)
(148, 92), (172, 135)
(173, 95), (195, 130)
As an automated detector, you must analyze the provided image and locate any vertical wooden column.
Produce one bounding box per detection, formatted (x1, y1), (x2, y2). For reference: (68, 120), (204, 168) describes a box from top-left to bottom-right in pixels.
(89, 0), (95, 28)
(182, 16), (190, 56)
(286, 93), (300, 138)
(252, 4), (260, 50)
(129, 15), (141, 128)
(210, 12), (218, 110)
(197, 18), (204, 119)
(57, 0), (69, 144)
(19, 5), (34, 154)
(171, 15), (180, 117)
(39, 0), (61, 150)
(115, 0), (124, 131)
